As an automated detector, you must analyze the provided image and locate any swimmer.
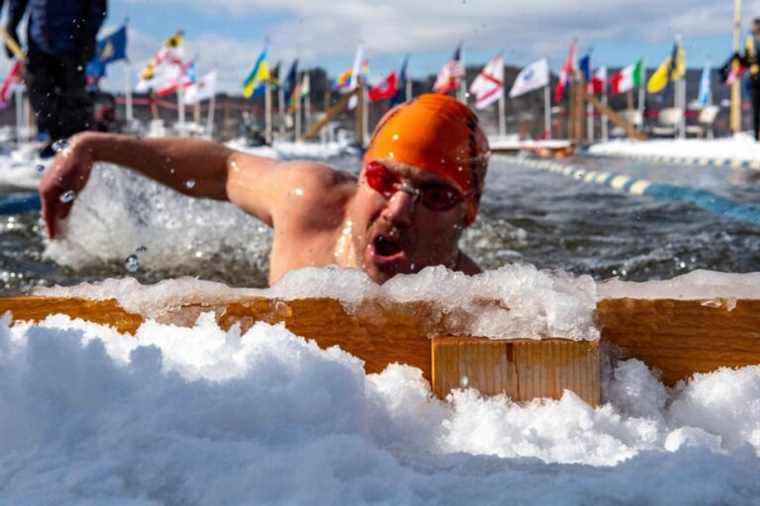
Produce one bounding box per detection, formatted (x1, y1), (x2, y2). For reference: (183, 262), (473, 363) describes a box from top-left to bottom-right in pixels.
(39, 94), (490, 285)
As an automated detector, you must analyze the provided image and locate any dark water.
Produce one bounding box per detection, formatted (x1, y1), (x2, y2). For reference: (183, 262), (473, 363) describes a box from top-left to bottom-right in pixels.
(2, 154), (760, 295)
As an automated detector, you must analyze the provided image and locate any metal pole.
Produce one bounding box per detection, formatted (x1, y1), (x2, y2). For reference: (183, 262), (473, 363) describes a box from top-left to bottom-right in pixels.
(295, 93), (301, 142)
(544, 84), (551, 139)
(14, 87), (22, 142)
(405, 78), (412, 101)
(363, 86), (370, 144)
(497, 87), (506, 137)
(638, 59), (645, 121)
(602, 88), (609, 141)
(731, 0), (743, 134)
(265, 82), (273, 144)
(207, 93), (216, 138)
(177, 86), (185, 132)
(587, 99), (594, 142)
(278, 86), (285, 139)
(304, 91), (311, 137)
(125, 61), (134, 123)
(459, 43), (466, 103)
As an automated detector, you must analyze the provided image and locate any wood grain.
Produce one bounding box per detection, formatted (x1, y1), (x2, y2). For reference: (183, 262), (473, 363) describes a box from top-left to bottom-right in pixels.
(597, 298), (760, 385)
(432, 337), (600, 406)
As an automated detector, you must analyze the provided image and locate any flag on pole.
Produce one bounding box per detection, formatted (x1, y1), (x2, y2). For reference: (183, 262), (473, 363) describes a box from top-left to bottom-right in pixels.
(554, 39), (577, 102)
(136, 30), (187, 93)
(155, 59), (195, 97)
(368, 71), (398, 102)
(647, 41), (685, 93)
(0, 60), (23, 108)
(589, 66), (607, 94)
(86, 24), (128, 86)
(389, 55), (409, 106)
(610, 59), (643, 94)
(469, 53), (504, 109)
(509, 58), (549, 98)
(284, 59), (299, 99)
(300, 72), (310, 98)
(242, 46), (270, 98)
(184, 70), (217, 104)
(578, 53), (592, 83)
(433, 44), (464, 94)
(696, 64), (712, 107)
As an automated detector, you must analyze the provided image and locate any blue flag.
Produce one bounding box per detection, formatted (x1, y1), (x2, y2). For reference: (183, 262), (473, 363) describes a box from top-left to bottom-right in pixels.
(284, 59), (299, 99)
(579, 53), (592, 82)
(696, 64), (711, 107)
(86, 25), (128, 83)
(389, 54), (409, 106)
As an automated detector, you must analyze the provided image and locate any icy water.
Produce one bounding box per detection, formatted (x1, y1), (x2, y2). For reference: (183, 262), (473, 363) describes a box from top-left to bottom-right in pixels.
(2, 153), (760, 294)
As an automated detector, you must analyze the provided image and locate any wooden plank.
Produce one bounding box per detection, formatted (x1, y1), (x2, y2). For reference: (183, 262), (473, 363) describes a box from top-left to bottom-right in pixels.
(302, 88), (358, 141)
(598, 298), (760, 385)
(584, 90), (648, 141)
(431, 337), (600, 405)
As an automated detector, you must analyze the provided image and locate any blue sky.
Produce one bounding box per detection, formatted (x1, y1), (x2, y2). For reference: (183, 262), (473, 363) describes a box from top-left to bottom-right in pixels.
(3, 0), (758, 92)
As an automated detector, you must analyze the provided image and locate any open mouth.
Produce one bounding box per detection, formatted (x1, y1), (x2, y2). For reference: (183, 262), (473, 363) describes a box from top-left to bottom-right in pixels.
(373, 234), (403, 258)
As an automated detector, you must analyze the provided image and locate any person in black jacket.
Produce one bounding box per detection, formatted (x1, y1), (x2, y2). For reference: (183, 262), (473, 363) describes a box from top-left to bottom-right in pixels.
(2, 0), (107, 157)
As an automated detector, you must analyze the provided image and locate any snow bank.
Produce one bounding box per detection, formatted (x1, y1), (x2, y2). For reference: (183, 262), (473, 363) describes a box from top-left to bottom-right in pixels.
(588, 133), (760, 162)
(1, 314), (760, 504)
(37, 264), (600, 341)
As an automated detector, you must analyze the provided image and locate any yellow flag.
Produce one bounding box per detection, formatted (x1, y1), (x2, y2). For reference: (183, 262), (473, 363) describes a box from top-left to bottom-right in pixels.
(671, 44), (686, 81)
(647, 57), (671, 93)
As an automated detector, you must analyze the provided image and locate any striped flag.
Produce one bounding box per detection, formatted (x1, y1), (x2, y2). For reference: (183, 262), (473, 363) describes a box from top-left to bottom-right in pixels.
(469, 53), (504, 109)
(610, 60), (642, 94)
(242, 46), (270, 98)
(433, 44), (464, 94)
(554, 40), (577, 102)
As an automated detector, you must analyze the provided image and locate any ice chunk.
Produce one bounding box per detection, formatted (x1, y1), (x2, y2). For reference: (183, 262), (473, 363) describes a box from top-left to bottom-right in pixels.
(599, 269), (760, 300)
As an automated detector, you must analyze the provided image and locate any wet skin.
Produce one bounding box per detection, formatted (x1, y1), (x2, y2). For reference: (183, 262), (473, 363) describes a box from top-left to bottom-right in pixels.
(39, 132), (481, 285)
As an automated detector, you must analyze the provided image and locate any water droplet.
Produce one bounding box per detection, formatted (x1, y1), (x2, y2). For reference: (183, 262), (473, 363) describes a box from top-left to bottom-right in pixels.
(391, 133), (399, 141)
(124, 254), (140, 272)
(460, 375), (469, 387)
(291, 187), (304, 197)
(52, 139), (70, 153)
(35, 164), (45, 174)
(185, 179), (196, 189)
(59, 190), (76, 203)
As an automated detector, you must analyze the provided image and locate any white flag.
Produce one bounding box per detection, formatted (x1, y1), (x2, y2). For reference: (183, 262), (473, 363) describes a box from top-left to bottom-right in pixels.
(509, 58), (549, 98)
(348, 45), (365, 110)
(184, 71), (217, 105)
(469, 53), (504, 110)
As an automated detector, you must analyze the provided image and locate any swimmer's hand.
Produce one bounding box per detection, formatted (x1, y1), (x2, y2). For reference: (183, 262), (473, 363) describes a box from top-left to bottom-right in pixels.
(38, 135), (95, 238)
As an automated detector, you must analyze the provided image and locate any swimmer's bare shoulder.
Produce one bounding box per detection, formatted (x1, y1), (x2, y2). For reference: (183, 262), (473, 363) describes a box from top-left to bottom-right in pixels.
(226, 152), (355, 231)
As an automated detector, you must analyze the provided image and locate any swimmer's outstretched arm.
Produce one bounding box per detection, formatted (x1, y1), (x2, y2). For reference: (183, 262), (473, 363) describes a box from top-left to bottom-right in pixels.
(39, 132), (308, 238)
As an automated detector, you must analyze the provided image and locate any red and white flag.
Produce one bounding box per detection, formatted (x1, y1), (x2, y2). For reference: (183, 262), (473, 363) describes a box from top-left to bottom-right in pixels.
(554, 39), (577, 102)
(433, 45), (464, 94)
(588, 66), (607, 94)
(0, 60), (23, 107)
(469, 53), (504, 110)
(368, 71), (398, 102)
(184, 71), (217, 104)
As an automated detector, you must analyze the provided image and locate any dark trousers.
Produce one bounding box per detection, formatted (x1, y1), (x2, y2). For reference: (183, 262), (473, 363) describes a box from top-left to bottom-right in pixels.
(25, 48), (93, 142)
(753, 82), (760, 141)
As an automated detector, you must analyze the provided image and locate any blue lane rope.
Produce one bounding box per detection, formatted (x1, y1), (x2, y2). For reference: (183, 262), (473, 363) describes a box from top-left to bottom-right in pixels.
(0, 193), (41, 215)
(514, 158), (760, 227)
(583, 150), (760, 171)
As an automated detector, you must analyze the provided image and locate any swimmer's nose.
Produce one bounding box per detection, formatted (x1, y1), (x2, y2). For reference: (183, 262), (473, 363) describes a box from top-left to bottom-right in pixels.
(381, 190), (416, 228)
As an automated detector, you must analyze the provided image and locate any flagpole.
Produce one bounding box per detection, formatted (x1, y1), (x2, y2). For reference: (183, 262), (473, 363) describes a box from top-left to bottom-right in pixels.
(544, 84), (552, 139)
(405, 78), (412, 101)
(177, 86), (185, 133)
(304, 87), (311, 139)
(206, 93), (216, 138)
(295, 92), (302, 142)
(587, 96), (593, 142)
(265, 82), (273, 144)
(14, 86), (22, 142)
(497, 86), (506, 137)
(125, 61), (134, 125)
(459, 43), (466, 103)
(638, 59), (645, 121)
(602, 85), (609, 141)
(278, 85), (285, 140)
(730, 0), (742, 134)
(363, 86), (370, 144)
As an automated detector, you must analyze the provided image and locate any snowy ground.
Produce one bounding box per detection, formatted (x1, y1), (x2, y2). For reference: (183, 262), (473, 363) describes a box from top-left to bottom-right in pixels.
(588, 133), (760, 163)
(2, 267), (760, 503)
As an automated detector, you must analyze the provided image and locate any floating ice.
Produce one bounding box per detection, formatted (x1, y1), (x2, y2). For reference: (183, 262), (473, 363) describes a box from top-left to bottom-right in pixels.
(1, 314), (760, 504)
(124, 254), (140, 273)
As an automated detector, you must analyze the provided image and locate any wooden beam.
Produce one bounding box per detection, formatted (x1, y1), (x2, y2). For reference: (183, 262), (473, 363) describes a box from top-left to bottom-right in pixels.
(432, 337), (600, 405)
(598, 298), (760, 385)
(303, 88), (358, 141)
(584, 89), (647, 141)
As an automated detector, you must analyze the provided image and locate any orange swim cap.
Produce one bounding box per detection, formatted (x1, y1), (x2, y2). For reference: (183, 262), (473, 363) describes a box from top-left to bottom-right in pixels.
(364, 93), (490, 198)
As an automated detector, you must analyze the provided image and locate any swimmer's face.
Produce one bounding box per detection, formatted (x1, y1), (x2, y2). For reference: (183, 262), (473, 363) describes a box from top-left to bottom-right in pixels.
(349, 159), (472, 283)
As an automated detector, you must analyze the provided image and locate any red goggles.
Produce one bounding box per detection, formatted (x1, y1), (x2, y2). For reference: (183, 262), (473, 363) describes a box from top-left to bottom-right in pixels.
(364, 161), (466, 212)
